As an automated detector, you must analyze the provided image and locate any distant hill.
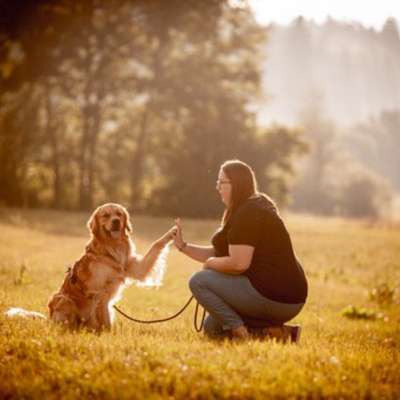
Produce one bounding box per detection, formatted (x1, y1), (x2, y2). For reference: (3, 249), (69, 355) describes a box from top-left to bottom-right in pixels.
(259, 17), (400, 126)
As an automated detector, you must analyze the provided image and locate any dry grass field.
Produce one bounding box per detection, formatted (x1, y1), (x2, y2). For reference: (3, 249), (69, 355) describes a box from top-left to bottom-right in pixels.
(0, 207), (399, 399)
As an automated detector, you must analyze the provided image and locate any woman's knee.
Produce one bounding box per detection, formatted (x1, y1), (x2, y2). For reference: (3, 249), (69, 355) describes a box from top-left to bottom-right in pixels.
(188, 269), (214, 294)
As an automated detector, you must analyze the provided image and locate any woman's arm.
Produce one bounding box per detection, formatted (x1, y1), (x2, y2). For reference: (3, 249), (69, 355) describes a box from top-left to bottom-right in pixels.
(179, 243), (215, 263)
(204, 244), (254, 274)
(173, 218), (215, 263)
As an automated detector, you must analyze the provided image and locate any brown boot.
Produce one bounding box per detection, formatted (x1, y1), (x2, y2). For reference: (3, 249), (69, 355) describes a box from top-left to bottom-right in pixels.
(289, 325), (302, 343)
(263, 325), (301, 344)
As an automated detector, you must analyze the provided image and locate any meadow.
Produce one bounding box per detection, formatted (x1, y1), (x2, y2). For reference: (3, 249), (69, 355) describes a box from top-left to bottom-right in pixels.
(0, 207), (399, 399)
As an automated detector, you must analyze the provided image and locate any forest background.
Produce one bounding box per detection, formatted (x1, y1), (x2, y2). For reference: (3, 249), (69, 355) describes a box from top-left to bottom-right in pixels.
(1, 0), (399, 219)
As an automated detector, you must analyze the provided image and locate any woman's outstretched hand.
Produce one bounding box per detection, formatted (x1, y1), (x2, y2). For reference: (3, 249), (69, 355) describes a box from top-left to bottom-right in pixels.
(173, 218), (186, 251)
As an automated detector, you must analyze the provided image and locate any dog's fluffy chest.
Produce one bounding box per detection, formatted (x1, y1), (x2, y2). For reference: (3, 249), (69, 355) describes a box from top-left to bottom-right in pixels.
(88, 262), (125, 290)
(106, 246), (129, 267)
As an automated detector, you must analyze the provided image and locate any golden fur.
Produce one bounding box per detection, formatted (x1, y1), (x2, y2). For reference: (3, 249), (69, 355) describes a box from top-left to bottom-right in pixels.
(47, 203), (174, 331)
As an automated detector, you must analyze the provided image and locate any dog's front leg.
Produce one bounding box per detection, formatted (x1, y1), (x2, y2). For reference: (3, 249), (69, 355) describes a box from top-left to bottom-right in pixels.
(127, 227), (176, 281)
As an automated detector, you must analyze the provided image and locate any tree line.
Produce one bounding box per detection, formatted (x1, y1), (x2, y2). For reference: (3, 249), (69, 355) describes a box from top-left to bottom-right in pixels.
(262, 16), (400, 125)
(0, 0), (307, 217)
(260, 16), (400, 218)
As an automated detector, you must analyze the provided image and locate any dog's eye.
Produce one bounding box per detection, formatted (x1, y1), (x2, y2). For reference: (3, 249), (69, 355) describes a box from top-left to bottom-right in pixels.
(103, 213), (110, 218)
(116, 211), (122, 217)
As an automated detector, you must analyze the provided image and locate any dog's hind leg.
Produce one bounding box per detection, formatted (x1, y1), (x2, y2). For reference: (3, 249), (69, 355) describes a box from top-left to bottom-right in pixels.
(92, 300), (112, 332)
(48, 294), (80, 329)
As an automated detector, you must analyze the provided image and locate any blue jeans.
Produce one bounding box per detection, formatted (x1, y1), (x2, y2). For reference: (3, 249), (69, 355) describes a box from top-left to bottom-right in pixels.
(189, 269), (304, 337)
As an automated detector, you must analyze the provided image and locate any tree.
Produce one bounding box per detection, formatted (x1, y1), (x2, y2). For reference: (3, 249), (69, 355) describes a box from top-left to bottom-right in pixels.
(292, 104), (395, 218)
(0, 85), (42, 206)
(0, 0), (309, 217)
(346, 110), (400, 190)
(291, 97), (341, 214)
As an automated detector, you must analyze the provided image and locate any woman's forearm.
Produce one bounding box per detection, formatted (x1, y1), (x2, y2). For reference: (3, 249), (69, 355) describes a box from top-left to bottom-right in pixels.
(204, 256), (243, 274)
(180, 244), (215, 263)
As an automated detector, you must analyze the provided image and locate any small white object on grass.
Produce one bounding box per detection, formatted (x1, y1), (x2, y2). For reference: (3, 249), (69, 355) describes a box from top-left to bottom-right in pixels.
(5, 307), (46, 319)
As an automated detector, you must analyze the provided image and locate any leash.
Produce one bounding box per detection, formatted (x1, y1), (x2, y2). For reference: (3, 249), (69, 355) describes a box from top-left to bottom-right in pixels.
(113, 295), (206, 332)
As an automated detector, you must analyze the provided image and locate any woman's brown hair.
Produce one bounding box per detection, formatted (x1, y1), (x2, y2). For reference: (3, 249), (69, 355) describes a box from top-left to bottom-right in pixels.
(220, 159), (276, 225)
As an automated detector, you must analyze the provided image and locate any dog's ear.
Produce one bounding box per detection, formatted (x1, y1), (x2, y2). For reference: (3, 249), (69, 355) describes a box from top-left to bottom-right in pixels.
(122, 206), (132, 233)
(87, 209), (100, 237)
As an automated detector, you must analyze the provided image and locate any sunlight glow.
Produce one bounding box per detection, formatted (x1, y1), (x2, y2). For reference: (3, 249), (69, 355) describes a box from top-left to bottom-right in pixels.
(249, 0), (400, 29)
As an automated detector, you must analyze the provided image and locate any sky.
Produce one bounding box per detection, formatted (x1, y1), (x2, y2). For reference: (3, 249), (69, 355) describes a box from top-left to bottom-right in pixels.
(248, 0), (400, 30)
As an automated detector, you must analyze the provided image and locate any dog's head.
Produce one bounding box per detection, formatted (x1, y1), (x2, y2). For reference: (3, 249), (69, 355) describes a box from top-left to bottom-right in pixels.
(87, 203), (132, 241)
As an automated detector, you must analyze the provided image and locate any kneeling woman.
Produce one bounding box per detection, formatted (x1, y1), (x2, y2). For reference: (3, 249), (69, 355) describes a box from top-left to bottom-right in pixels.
(173, 160), (308, 341)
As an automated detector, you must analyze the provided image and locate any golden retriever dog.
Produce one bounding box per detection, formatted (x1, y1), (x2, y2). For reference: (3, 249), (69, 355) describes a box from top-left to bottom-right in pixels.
(46, 202), (176, 331)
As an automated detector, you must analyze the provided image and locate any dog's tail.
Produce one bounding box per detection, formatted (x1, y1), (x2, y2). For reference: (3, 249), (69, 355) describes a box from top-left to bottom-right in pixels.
(5, 307), (47, 320)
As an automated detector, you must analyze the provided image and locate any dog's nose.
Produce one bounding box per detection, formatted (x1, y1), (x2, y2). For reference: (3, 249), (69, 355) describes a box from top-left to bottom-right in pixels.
(111, 219), (120, 229)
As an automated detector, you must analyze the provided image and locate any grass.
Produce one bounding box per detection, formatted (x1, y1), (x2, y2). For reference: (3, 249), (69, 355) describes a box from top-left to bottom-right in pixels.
(0, 207), (399, 399)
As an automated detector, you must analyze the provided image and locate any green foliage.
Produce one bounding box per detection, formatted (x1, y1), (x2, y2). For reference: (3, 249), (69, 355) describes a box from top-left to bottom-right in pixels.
(369, 283), (398, 306)
(341, 305), (383, 320)
(292, 106), (394, 218)
(337, 167), (393, 218)
(148, 123), (308, 217)
(0, 1), (307, 216)
(347, 110), (400, 191)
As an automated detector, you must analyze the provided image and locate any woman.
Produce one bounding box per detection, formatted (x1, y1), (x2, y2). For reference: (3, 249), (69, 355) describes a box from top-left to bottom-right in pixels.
(173, 159), (308, 341)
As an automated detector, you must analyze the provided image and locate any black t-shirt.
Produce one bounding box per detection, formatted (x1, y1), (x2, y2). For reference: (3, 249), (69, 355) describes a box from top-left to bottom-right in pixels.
(211, 195), (308, 304)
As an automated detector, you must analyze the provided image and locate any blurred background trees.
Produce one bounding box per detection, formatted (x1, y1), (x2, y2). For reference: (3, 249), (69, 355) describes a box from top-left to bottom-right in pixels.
(261, 16), (400, 219)
(1, 1), (398, 218)
(291, 101), (394, 219)
(0, 0), (307, 216)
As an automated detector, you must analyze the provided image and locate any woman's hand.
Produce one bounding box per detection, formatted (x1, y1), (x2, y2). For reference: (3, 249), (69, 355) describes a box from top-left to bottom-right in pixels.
(203, 257), (214, 269)
(173, 218), (186, 251)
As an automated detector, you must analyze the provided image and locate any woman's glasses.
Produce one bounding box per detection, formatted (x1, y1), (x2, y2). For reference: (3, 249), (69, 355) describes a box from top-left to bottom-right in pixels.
(216, 179), (231, 187)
